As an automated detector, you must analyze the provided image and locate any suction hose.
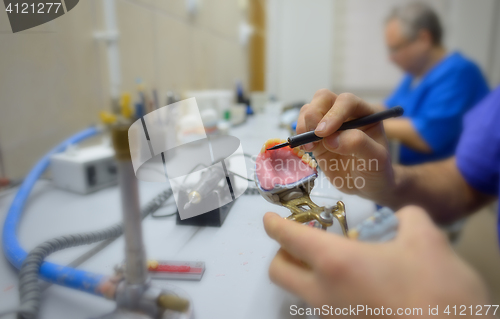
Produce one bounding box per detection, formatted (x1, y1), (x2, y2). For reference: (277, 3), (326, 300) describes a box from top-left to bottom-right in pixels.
(2, 127), (106, 294)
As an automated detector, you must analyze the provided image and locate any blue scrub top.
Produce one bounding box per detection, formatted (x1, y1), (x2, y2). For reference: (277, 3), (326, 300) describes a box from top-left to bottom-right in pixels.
(456, 86), (500, 244)
(385, 52), (489, 165)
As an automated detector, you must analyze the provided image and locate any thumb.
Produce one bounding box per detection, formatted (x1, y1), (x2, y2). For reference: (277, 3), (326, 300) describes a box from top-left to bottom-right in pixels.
(395, 205), (448, 247)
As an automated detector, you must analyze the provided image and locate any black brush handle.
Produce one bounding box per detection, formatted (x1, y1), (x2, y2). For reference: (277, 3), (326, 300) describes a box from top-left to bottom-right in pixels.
(288, 106), (404, 148)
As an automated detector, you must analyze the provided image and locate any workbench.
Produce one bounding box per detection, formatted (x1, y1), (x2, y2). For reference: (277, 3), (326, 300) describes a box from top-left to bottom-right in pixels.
(0, 104), (375, 319)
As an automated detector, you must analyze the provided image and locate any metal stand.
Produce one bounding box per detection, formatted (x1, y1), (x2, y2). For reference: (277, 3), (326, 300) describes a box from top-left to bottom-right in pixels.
(94, 125), (192, 319)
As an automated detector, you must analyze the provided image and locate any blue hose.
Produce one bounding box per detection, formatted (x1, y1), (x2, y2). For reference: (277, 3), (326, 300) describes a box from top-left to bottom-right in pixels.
(2, 127), (107, 296)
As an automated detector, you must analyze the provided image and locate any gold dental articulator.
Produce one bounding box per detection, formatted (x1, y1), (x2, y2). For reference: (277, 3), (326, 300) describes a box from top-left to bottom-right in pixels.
(254, 161), (400, 242)
(257, 177), (349, 236)
(278, 184), (348, 235)
(255, 170), (400, 242)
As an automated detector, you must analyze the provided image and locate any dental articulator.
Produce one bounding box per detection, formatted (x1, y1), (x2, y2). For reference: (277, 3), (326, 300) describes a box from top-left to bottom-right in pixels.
(255, 138), (349, 234)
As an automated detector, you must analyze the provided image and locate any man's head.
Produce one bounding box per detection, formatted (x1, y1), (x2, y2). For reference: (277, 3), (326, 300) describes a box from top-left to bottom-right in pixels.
(385, 2), (443, 75)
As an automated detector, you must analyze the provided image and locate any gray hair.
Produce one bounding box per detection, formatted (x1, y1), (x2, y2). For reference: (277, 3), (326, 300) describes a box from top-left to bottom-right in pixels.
(387, 2), (443, 46)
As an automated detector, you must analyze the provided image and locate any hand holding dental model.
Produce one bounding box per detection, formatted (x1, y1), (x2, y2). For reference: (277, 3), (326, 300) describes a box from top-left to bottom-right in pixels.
(263, 89), (493, 316)
(255, 138), (348, 234)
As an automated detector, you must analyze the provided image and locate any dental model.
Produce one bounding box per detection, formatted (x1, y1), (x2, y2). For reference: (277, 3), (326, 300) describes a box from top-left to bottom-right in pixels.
(257, 138), (318, 191)
(255, 139), (349, 235)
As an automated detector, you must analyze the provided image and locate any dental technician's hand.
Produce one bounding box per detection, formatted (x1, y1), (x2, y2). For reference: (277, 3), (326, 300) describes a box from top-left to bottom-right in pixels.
(263, 206), (491, 318)
(296, 90), (395, 204)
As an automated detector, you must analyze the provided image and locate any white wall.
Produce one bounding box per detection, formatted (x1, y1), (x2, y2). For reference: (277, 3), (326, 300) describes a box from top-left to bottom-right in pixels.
(447, 0), (500, 87)
(266, 0), (334, 103)
(492, 3), (500, 86)
(267, 0), (500, 103)
(0, 0), (249, 178)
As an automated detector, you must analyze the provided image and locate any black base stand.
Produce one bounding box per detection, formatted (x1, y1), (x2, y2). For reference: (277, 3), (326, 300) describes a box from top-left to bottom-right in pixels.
(175, 191), (236, 227)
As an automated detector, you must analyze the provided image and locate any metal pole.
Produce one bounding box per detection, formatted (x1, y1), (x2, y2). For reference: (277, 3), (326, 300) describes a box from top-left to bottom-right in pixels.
(112, 125), (148, 285)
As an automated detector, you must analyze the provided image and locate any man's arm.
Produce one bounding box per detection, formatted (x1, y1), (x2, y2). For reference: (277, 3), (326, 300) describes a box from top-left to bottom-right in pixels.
(389, 158), (496, 224)
(371, 103), (431, 152)
(384, 118), (432, 153)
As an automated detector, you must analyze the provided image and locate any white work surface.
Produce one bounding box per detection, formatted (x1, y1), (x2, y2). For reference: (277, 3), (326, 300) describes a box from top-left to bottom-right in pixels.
(0, 104), (375, 319)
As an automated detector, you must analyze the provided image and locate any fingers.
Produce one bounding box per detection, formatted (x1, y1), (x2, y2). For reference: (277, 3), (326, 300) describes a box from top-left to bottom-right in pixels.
(263, 212), (325, 263)
(314, 93), (378, 138)
(263, 212), (351, 265)
(308, 139), (331, 161)
(295, 104), (308, 135)
(296, 89), (338, 135)
(297, 91), (380, 155)
(321, 129), (388, 162)
(395, 205), (433, 235)
(394, 205), (448, 248)
(297, 106), (322, 137)
(268, 249), (316, 298)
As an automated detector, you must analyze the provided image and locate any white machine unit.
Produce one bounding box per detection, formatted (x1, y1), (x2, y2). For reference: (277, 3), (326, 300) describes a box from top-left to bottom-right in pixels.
(50, 144), (117, 194)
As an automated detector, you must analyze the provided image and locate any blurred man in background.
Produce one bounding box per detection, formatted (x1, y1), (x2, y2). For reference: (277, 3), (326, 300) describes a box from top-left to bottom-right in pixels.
(381, 2), (489, 165)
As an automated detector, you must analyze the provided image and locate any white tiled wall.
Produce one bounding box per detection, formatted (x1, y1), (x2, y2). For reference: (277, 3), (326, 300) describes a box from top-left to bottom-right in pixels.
(0, 0), (249, 178)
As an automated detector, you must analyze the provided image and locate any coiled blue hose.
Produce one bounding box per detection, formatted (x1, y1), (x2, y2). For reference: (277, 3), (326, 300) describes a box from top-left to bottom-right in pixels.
(1, 127), (107, 296)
